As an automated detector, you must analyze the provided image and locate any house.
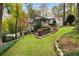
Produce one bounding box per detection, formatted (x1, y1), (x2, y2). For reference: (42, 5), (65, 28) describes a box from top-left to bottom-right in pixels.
(40, 9), (63, 26)
(27, 9), (63, 32)
(33, 16), (63, 27)
(33, 16), (49, 27)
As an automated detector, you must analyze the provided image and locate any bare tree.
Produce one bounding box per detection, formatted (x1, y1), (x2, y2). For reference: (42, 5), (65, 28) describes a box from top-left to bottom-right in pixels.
(40, 3), (48, 17)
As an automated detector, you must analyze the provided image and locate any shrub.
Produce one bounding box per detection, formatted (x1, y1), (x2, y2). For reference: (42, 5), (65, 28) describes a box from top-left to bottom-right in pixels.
(2, 34), (7, 42)
(66, 14), (75, 25)
(24, 31), (28, 35)
(34, 21), (42, 31)
(2, 32), (9, 42)
(2, 33), (15, 42)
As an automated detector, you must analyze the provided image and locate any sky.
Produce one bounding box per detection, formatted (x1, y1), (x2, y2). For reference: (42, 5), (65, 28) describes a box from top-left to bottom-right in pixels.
(22, 3), (60, 11)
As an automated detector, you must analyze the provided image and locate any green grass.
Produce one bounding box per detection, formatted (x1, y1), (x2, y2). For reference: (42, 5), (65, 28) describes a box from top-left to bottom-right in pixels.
(1, 27), (74, 56)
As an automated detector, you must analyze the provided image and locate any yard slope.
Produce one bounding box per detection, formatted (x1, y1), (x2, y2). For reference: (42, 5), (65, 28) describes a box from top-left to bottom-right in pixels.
(2, 27), (74, 56)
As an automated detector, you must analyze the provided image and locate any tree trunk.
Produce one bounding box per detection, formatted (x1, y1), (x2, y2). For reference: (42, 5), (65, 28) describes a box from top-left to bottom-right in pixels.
(77, 3), (79, 31)
(15, 4), (18, 39)
(0, 3), (3, 45)
(63, 3), (65, 25)
(74, 3), (76, 17)
(70, 3), (72, 14)
(20, 27), (22, 36)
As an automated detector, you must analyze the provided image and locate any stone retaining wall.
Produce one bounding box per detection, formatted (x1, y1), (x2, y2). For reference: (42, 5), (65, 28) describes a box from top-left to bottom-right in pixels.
(55, 36), (64, 56)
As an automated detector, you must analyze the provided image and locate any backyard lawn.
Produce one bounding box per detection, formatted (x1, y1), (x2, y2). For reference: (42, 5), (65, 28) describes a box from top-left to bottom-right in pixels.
(1, 27), (74, 56)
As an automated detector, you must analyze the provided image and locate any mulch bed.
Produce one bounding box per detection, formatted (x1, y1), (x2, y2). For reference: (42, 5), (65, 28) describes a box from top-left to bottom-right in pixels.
(58, 36), (79, 54)
(35, 27), (58, 39)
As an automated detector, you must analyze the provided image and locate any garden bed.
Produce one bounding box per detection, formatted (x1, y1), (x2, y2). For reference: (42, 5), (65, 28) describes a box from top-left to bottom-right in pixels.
(35, 27), (58, 39)
(58, 30), (79, 56)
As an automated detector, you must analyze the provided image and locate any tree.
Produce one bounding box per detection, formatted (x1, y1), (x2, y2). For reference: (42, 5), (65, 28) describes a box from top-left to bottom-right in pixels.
(77, 3), (79, 31)
(4, 3), (22, 39)
(2, 16), (16, 42)
(69, 3), (72, 14)
(52, 5), (58, 17)
(63, 3), (66, 25)
(66, 14), (75, 25)
(2, 19), (9, 33)
(0, 3), (3, 45)
(57, 4), (63, 19)
(15, 3), (20, 39)
(18, 12), (28, 36)
(4, 4), (13, 14)
(27, 4), (36, 19)
(7, 16), (15, 34)
(74, 3), (76, 17)
(40, 3), (48, 17)
(34, 20), (42, 31)
(52, 4), (63, 18)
